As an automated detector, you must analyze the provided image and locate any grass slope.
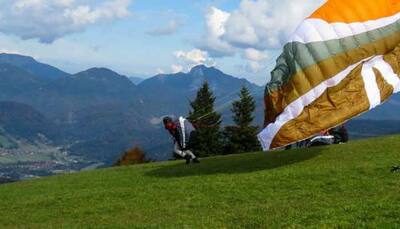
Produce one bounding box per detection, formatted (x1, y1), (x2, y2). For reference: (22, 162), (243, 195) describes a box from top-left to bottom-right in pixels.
(1, 136), (400, 228)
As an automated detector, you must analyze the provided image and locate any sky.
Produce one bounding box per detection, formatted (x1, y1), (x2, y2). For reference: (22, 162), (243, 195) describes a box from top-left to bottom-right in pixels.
(0, 0), (326, 85)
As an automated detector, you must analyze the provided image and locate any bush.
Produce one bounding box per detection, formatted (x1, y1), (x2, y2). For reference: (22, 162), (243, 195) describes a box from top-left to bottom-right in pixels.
(114, 146), (147, 166)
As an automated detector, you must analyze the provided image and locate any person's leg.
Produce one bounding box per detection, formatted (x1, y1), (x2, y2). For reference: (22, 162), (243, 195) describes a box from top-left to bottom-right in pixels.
(174, 142), (186, 158)
(174, 143), (191, 164)
(184, 149), (200, 163)
(184, 150), (196, 159)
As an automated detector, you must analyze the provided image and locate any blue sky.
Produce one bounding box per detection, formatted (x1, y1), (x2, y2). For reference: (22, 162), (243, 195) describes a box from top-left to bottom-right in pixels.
(0, 0), (324, 85)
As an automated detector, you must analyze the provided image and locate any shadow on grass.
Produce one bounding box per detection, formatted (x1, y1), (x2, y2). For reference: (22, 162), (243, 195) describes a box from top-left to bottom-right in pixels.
(145, 147), (323, 178)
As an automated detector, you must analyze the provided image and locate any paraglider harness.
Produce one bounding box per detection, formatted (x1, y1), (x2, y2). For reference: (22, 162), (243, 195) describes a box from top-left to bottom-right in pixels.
(287, 125), (349, 149)
(307, 125), (348, 147)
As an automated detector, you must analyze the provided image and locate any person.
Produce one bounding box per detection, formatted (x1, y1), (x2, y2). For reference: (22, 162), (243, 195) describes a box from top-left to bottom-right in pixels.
(163, 116), (200, 164)
(330, 124), (349, 144)
(286, 125), (349, 150)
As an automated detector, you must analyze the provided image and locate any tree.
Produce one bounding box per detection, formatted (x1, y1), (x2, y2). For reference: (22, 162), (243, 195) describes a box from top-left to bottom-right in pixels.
(114, 145), (147, 166)
(188, 81), (223, 156)
(224, 86), (261, 154)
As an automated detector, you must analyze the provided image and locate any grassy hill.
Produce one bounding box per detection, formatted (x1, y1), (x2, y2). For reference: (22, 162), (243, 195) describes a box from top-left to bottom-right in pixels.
(0, 136), (400, 228)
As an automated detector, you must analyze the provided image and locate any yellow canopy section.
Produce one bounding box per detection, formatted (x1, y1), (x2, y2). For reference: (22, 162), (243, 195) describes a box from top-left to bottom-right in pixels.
(309, 0), (400, 23)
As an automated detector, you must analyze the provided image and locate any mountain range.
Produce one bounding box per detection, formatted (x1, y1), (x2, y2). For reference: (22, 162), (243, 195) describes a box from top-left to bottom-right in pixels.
(0, 53), (399, 165)
(0, 54), (264, 163)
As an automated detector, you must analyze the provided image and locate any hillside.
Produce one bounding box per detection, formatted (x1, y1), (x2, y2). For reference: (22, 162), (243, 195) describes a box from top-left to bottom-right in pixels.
(0, 101), (58, 141)
(0, 135), (399, 228)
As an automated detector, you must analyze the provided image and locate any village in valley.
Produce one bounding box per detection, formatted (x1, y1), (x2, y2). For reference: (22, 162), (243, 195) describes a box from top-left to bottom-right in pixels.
(0, 133), (100, 183)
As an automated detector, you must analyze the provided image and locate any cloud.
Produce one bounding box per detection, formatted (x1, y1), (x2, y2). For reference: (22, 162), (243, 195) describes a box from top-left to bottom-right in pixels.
(171, 64), (183, 73)
(0, 49), (24, 55)
(172, 48), (216, 73)
(244, 48), (267, 62)
(147, 19), (183, 36)
(200, 0), (325, 54)
(246, 61), (263, 73)
(156, 68), (165, 74)
(222, 0), (325, 50)
(197, 7), (235, 57)
(242, 48), (269, 73)
(155, 49), (214, 75)
(174, 49), (215, 67)
(198, 0), (325, 78)
(0, 0), (133, 43)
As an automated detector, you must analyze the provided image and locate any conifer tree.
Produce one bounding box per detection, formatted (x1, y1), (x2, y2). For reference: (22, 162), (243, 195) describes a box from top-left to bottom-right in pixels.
(224, 86), (260, 154)
(188, 81), (222, 156)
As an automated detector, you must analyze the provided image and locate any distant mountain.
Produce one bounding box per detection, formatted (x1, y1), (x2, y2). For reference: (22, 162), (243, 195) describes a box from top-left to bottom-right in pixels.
(348, 119), (400, 139)
(0, 53), (70, 80)
(139, 65), (261, 95)
(128, 76), (145, 84)
(66, 67), (137, 97)
(0, 63), (44, 99)
(137, 65), (263, 117)
(0, 65), (145, 163)
(75, 67), (132, 81)
(0, 66), (139, 121)
(0, 101), (58, 141)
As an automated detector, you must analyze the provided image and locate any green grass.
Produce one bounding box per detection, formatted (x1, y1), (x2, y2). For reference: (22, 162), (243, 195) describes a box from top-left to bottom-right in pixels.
(1, 136), (400, 228)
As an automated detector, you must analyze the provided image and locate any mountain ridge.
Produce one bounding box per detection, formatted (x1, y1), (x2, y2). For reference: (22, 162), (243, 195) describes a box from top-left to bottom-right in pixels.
(0, 53), (70, 80)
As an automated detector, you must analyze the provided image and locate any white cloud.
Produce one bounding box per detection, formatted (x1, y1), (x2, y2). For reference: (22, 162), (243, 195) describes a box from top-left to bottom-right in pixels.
(197, 7), (235, 57)
(244, 48), (267, 62)
(222, 0), (325, 50)
(174, 49), (215, 66)
(154, 49), (214, 75)
(199, 0), (325, 77)
(171, 64), (183, 73)
(247, 61), (263, 73)
(0, 49), (24, 55)
(172, 48), (216, 72)
(156, 68), (165, 75)
(206, 7), (229, 38)
(243, 48), (269, 73)
(200, 0), (325, 53)
(147, 19), (183, 36)
(0, 0), (133, 43)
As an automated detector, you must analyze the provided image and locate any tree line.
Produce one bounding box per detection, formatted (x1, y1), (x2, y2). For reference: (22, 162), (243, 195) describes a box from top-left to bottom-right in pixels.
(188, 81), (261, 157)
(115, 81), (261, 166)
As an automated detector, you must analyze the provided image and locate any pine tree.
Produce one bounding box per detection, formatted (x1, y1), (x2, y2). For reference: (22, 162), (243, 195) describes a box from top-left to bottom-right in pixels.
(224, 86), (260, 154)
(188, 81), (222, 156)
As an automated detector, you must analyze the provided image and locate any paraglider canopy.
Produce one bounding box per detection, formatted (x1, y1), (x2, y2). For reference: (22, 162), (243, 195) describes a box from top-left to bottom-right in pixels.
(258, 0), (400, 150)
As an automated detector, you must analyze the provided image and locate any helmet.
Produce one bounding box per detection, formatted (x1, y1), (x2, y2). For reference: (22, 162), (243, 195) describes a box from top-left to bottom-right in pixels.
(163, 116), (173, 125)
